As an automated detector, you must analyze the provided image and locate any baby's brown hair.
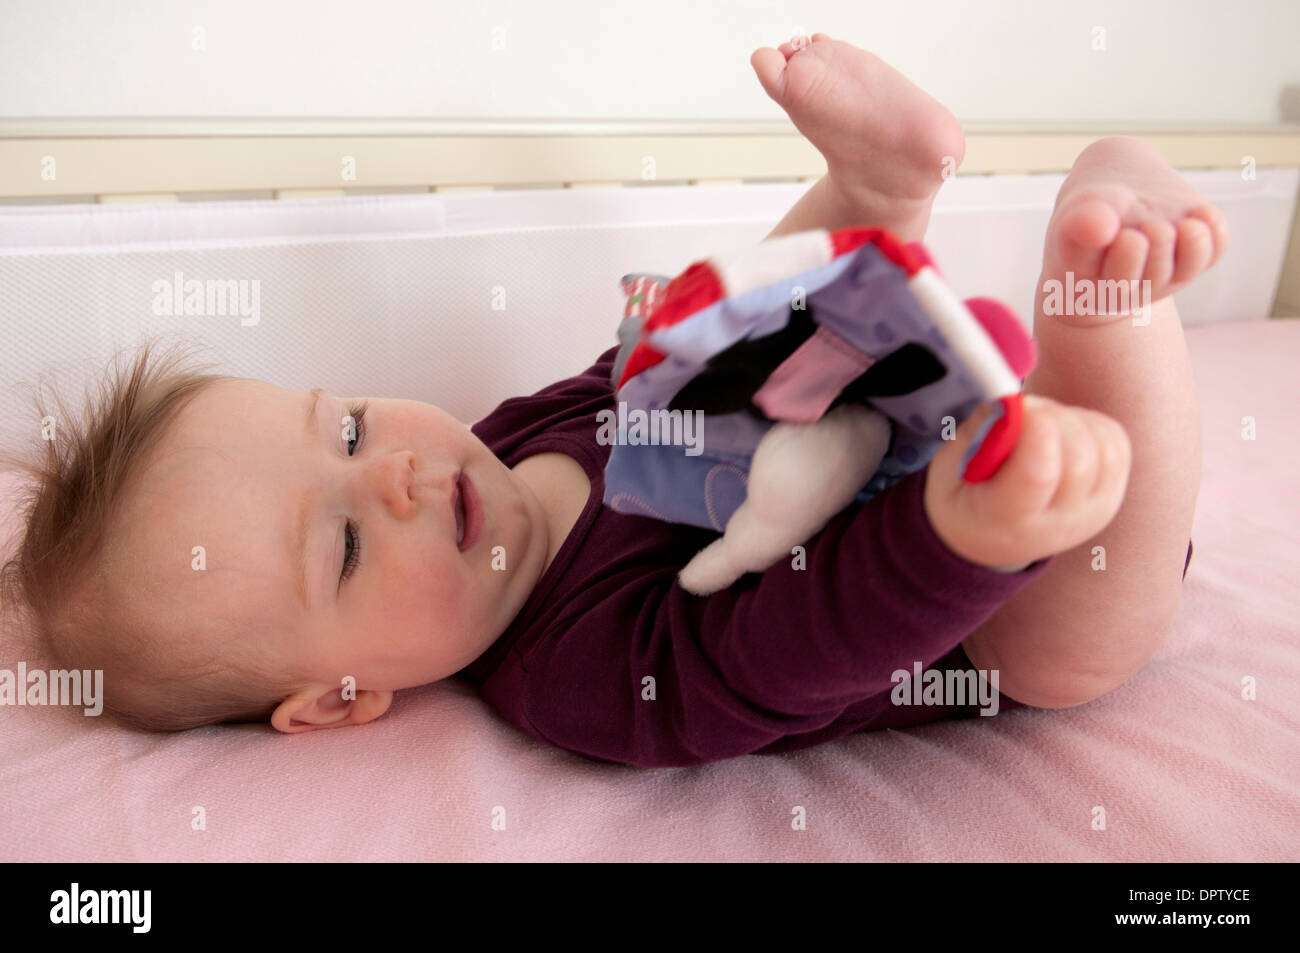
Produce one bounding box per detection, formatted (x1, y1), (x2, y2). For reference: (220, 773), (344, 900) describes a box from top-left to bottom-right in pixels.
(0, 337), (304, 731)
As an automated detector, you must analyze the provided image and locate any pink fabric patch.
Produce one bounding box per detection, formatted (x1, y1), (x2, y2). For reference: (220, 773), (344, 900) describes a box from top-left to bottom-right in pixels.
(751, 325), (875, 423)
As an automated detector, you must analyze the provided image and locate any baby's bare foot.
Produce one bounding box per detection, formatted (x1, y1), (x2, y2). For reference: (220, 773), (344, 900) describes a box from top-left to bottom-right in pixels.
(750, 33), (964, 239)
(1042, 136), (1229, 321)
(924, 396), (1131, 569)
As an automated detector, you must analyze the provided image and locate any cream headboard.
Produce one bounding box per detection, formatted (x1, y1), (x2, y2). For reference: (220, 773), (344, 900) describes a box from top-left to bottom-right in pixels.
(1, 120), (1298, 317)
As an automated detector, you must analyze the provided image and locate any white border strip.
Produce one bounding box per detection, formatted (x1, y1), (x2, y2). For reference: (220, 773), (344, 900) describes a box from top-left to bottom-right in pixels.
(908, 268), (1020, 399)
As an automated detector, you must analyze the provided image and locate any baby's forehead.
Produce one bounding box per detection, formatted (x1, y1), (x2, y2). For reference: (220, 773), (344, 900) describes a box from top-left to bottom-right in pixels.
(91, 377), (303, 620)
(158, 377), (293, 448)
(106, 465), (272, 604)
(135, 377), (291, 506)
(192, 376), (286, 414)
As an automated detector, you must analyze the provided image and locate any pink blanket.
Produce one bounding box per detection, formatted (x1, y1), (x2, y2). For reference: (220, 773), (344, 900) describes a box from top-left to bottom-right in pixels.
(2, 319), (1297, 861)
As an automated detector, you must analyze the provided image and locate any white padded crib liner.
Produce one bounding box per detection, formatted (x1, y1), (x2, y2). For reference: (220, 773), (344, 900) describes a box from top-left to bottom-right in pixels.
(0, 168), (1294, 459)
(0, 184), (808, 252)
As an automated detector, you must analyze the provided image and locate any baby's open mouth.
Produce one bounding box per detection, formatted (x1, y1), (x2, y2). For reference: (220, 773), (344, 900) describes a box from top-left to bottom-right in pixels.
(454, 472), (481, 552)
(454, 480), (465, 547)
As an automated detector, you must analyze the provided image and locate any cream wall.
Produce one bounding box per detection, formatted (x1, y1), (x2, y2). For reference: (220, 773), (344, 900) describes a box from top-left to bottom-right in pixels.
(0, 0), (1297, 123)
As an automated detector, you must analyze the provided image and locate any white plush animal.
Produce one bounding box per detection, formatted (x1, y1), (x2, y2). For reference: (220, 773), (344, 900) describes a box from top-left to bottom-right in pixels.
(676, 403), (892, 595)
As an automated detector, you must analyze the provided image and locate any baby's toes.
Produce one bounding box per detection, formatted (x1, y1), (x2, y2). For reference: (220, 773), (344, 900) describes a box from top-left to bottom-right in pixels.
(1171, 214), (1217, 285)
(1100, 227), (1149, 284)
(753, 38), (831, 109)
(1138, 218), (1177, 293)
(779, 34), (811, 56)
(1188, 202), (1230, 265)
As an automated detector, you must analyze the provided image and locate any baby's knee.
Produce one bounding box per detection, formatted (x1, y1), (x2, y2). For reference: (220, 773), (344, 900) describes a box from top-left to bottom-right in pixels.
(1005, 675), (1122, 710)
(1003, 621), (1174, 709)
(971, 624), (1168, 710)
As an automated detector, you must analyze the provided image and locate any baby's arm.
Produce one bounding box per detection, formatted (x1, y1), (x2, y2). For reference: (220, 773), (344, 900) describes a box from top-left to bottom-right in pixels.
(518, 469), (1050, 767)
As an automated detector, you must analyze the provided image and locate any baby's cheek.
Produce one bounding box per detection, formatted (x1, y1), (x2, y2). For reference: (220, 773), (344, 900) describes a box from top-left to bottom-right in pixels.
(378, 572), (438, 636)
(397, 549), (464, 613)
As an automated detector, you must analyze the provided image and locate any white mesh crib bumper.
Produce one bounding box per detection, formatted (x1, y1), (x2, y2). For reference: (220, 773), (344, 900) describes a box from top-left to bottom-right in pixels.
(0, 167), (1295, 454)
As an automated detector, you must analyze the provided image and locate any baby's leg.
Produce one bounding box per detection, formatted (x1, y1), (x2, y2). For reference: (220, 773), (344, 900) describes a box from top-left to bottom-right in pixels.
(752, 34), (965, 241)
(961, 137), (1228, 708)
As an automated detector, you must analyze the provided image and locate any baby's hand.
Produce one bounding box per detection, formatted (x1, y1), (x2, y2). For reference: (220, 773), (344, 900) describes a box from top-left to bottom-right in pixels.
(923, 395), (1131, 569)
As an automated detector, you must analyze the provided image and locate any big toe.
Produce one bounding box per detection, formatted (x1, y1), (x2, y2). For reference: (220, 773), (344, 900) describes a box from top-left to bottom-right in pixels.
(750, 46), (789, 103)
(1058, 195), (1122, 249)
(1050, 194), (1122, 272)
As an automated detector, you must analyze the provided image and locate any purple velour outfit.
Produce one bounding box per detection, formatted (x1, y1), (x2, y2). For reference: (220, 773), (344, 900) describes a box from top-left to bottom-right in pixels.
(454, 347), (1047, 768)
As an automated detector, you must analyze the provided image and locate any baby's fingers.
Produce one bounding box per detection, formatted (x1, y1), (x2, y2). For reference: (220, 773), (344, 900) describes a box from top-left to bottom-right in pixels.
(1079, 409), (1131, 517)
(978, 395), (1065, 521)
(1041, 405), (1131, 549)
(999, 400), (1129, 518)
(1045, 405), (1102, 511)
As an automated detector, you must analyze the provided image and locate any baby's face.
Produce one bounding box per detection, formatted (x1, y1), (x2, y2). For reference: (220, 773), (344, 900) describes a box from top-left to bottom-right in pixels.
(141, 378), (550, 727)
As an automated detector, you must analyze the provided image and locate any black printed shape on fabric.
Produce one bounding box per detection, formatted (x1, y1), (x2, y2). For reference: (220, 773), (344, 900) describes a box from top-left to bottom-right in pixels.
(666, 307), (817, 416)
(830, 342), (948, 407)
(665, 301), (950, 423)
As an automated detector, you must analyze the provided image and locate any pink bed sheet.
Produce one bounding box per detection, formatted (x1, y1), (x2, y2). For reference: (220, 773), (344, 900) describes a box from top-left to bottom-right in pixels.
(2, 319), (1297, 862)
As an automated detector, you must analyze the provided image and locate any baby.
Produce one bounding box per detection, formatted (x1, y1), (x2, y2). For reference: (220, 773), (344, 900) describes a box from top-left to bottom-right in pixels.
(0, 35), (1223, 766)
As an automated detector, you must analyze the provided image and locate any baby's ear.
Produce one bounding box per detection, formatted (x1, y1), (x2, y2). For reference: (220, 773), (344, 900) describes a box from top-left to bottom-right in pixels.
(270, 685), (393, 733)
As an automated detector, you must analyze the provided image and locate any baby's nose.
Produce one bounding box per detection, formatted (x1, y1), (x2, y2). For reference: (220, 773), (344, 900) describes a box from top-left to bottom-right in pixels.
(406, 459), (458, 506)
(373, 451), (417, 510)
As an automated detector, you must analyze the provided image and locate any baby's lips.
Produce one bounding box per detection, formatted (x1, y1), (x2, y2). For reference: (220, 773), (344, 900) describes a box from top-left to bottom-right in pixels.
(454, 487), (465, 545)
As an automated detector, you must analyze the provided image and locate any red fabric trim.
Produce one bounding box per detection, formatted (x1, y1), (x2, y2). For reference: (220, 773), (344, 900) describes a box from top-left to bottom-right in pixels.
(618, 261), (725, 391)
(963, 394), (1023, 483)
(904, 240), (937, 274)
(870, 230), (925, 274)
(615, 339), (667, 392)
(642, 261), (726, 334)
(827, 225), (884, 258)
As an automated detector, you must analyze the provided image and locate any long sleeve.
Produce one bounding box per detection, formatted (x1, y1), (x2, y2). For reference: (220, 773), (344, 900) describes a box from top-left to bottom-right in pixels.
(517, 468), (1049, 767)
